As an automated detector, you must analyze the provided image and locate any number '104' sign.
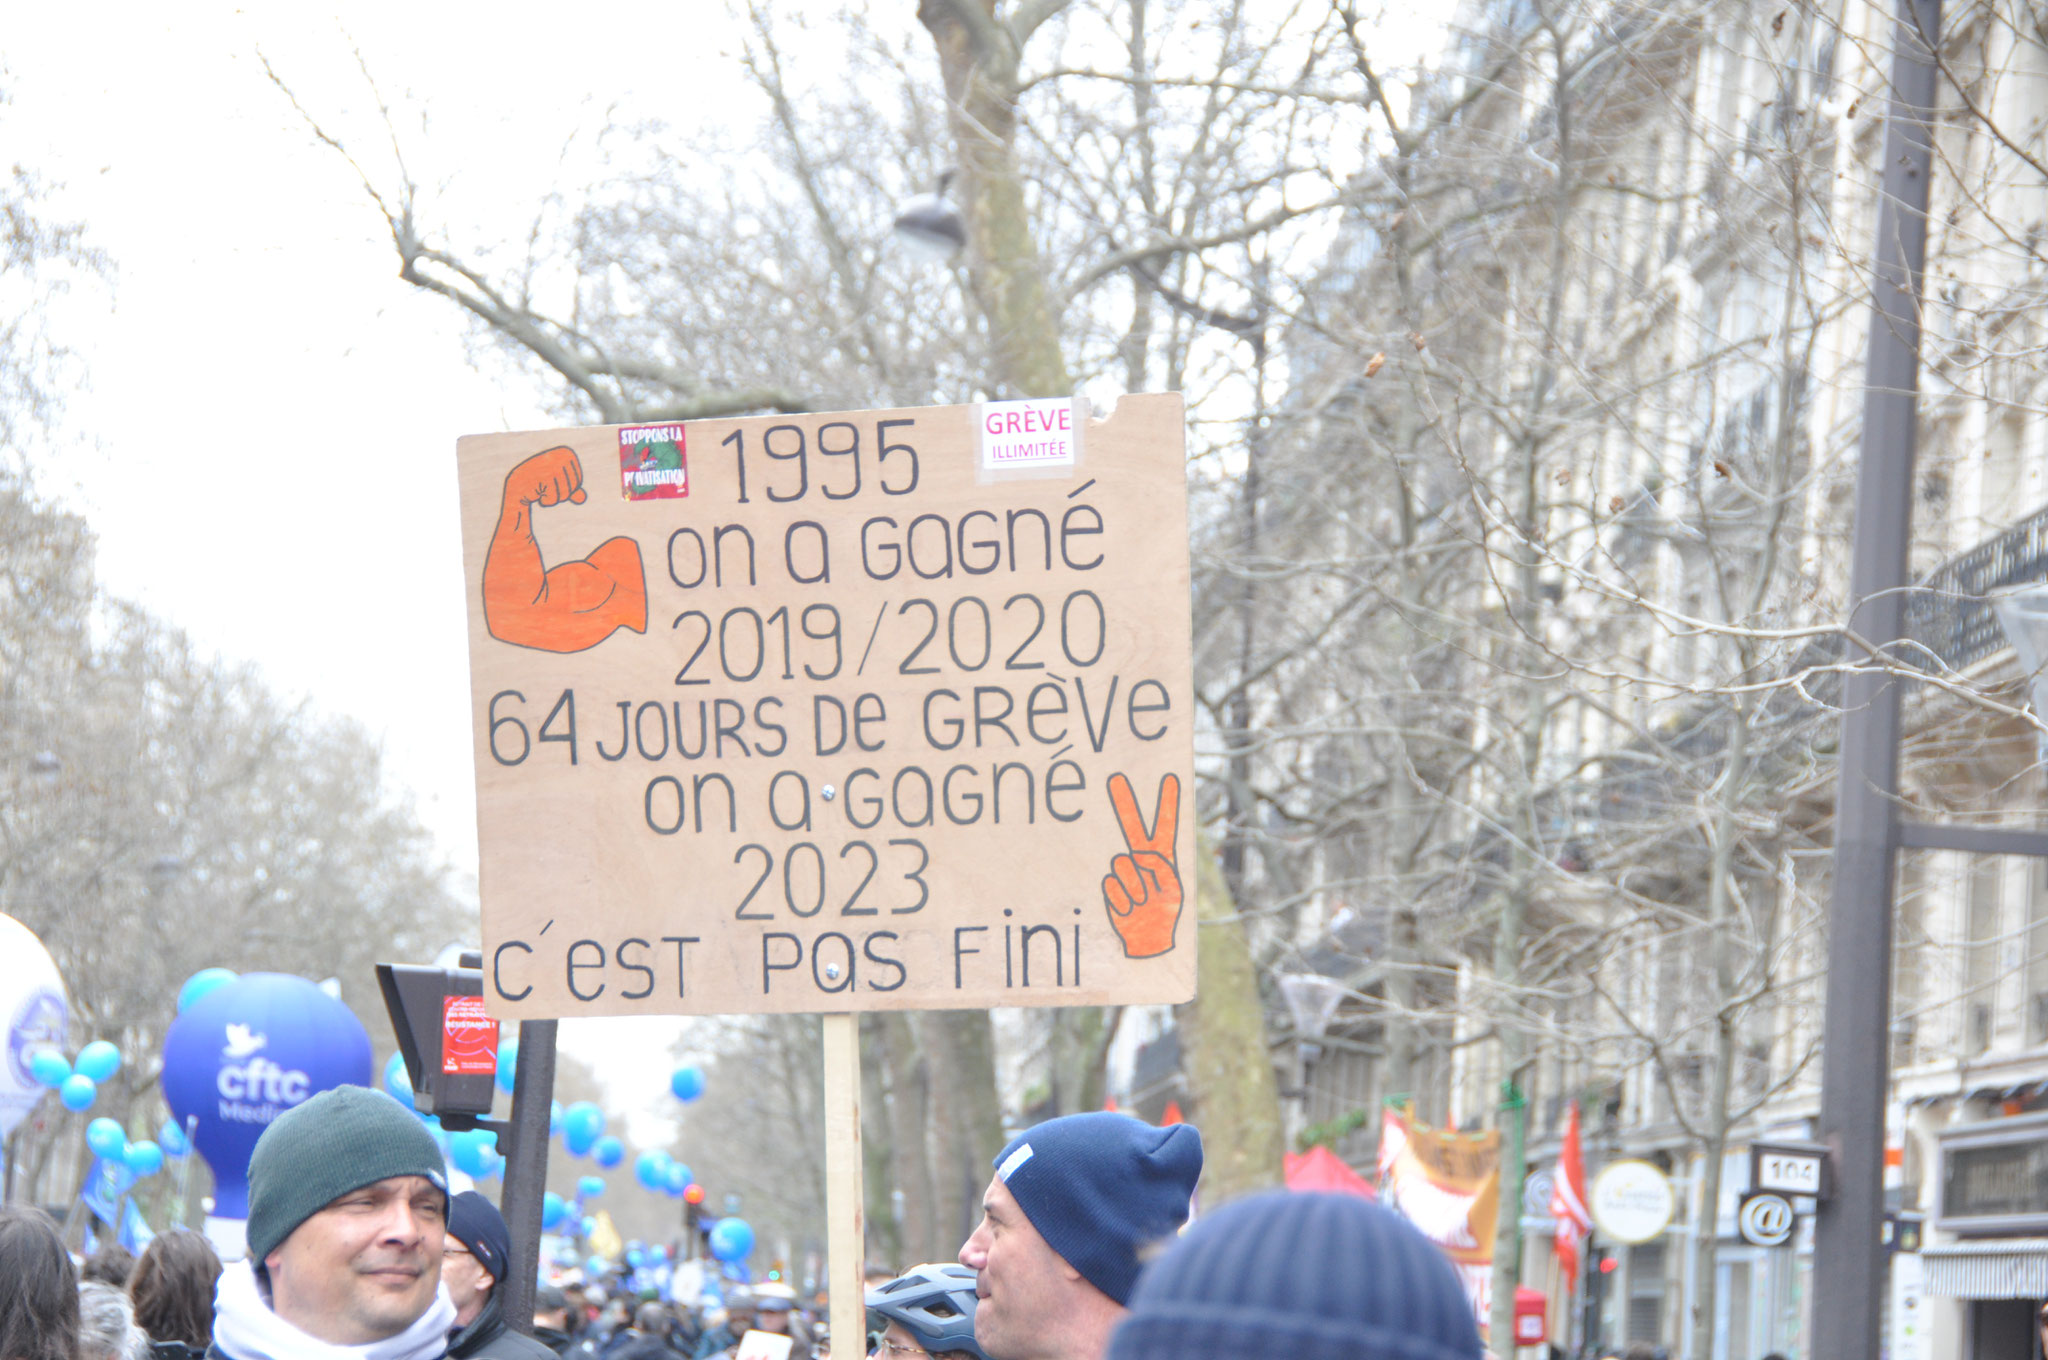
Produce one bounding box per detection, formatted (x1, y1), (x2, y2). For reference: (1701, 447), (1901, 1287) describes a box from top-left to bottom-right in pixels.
(455, 394), (1197, 1019)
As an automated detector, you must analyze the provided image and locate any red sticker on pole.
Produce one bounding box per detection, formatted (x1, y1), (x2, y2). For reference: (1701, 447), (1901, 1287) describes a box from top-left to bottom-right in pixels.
(442, 996), (501, 1075)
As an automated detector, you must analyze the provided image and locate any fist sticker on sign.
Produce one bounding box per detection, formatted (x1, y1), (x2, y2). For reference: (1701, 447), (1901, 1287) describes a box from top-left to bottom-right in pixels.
(456, 395), (1195, 1019)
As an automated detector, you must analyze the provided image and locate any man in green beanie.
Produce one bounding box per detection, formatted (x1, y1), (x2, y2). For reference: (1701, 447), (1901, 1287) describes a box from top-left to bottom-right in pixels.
(208, 1084), (456, 1360)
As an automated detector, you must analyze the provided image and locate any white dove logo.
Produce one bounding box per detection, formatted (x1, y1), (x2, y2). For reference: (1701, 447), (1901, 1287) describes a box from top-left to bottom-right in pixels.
(222, 1024), (267, 1059)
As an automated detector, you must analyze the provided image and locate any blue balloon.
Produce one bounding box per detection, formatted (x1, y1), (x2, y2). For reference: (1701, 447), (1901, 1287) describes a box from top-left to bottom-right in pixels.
(157, 1118), (191, 1158)
(578, 1174), (606, 1199)
(159, 972), (373, 1220)
(59, 1073), (96, 1111)
(86, 1117), (127, 1159)
(562, 1102), (605, 1157)
(587, 1253), (605, 1275)
(27, 1048), (70, 1087)
(74, 1040), (120, 1082)
(496, 1040), (519, 1095)
(549, 1100), (563, 1136)
(177, 968), (237, 1014)
(450, 1128), (498, 1178)
(580, 1216), (597, 1239)
(593, 1135), (624, 1168)
(626, 1247), (644, 1268)
(541, 1191), (567, 1229)
(124, 1140), (164, 1177)
(709, 1216), (754, 1262)
(382, 1051), (415, 1107)
(664, 1161), (690, 1196)
(670, 1065), (705, 1102)
(635, 1150), (667, 1190)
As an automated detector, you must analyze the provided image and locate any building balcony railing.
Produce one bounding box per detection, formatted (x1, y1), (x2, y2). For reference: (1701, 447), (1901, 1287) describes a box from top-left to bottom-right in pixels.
(1904, 504), (2048, 672)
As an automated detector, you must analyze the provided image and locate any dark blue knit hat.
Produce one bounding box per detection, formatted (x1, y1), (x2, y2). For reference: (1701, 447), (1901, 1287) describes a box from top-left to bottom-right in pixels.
(1106, 1191), (1482, 1360)
(991, 1111), (1202, 1306)
(447, 1190), (513, 1283)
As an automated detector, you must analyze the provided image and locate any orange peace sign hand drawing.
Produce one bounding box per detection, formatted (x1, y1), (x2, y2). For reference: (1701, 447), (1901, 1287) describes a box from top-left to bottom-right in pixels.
(1102, 772), (1183, 958)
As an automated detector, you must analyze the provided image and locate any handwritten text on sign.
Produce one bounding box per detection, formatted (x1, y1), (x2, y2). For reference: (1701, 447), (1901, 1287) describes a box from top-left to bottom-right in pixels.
(456, 395), (1195, 1018)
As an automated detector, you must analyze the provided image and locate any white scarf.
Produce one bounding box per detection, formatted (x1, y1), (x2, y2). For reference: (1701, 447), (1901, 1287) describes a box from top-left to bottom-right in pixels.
(212, 1260), (457, 1360)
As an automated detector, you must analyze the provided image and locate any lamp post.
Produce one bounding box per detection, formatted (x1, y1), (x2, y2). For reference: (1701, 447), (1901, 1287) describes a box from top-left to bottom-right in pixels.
(891, 171), (966, 264)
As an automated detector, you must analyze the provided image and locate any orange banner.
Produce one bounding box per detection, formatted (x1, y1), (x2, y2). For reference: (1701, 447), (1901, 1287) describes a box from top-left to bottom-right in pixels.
(1378, 1103), (1499, 1315)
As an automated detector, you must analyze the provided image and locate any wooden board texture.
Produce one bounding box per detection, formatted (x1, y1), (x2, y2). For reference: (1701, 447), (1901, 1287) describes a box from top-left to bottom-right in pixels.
(456, 394), (1195, 1017)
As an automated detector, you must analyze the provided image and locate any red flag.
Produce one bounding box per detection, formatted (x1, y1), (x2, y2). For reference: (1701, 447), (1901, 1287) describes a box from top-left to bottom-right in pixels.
(1549, 1100), (1591, 1289)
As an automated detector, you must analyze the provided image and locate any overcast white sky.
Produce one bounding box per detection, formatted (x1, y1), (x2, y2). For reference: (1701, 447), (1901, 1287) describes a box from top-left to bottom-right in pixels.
(6, 2), (775, 1133)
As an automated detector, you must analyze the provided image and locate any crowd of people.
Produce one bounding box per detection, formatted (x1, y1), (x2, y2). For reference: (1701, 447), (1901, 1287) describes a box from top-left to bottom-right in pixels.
(0, 1085), (1501, 1360)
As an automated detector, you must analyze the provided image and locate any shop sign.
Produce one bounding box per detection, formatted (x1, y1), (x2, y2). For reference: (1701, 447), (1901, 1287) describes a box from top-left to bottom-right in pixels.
(1589, 1159), (1674, 1244)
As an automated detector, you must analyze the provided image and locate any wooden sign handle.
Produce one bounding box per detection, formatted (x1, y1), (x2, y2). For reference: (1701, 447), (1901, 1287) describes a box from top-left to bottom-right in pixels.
(822, 1013), (864, 1360)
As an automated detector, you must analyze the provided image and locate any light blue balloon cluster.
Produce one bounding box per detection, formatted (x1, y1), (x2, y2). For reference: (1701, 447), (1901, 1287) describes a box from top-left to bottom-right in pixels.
(26, 1037), (126, 1112)
(84, 1117), (168, 1179)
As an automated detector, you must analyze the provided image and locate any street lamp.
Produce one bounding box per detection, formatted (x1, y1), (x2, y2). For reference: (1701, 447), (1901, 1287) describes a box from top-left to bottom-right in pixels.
(892, 171), (965, 264)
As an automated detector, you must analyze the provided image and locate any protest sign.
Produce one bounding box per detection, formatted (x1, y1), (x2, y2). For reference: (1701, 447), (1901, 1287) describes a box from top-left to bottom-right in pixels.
(457, 394), (1195, 1019)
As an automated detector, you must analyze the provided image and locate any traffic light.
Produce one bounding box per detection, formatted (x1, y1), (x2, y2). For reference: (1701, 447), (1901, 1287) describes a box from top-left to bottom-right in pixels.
(377, 951), (498, 1120)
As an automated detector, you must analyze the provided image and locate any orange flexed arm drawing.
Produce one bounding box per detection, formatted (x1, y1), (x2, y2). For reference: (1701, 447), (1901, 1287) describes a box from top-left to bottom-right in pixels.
(483, 447), (647, 653)
(1102, 772), (1183, 958)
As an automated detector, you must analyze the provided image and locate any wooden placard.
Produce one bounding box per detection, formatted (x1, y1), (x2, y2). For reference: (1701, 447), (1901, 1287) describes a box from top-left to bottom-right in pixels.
(457, 394), (1196, 1018)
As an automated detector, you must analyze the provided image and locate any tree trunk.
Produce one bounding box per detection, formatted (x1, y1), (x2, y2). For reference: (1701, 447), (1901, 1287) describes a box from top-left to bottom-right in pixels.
(915, 1010), (1004, 1253)
(879, 1012), (937, 1264)
(914, 0), (1073, 399)
(1176, 828), (1285, 1202)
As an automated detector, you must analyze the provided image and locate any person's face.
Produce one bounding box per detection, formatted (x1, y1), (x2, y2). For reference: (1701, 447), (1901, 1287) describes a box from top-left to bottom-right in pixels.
(265, 1174), (446, 1344)
(755, 1309), (791, 1335)
(440, 1240), (496, 1325)
(729, 1307), (756, 1332)
(871, 1321), (931, 1360)
(960, 1175), (1082, 1360)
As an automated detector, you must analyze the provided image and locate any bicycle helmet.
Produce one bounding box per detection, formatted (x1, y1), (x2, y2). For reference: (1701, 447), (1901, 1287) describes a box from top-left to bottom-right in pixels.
(865, 1263), (987, 1360)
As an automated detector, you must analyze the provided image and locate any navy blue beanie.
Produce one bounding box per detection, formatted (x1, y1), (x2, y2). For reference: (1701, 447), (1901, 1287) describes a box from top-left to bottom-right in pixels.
(992, 1112), (1202, 1306)
(1106, 1191), (1482, 1360)
(447, 1190), (514, 1284)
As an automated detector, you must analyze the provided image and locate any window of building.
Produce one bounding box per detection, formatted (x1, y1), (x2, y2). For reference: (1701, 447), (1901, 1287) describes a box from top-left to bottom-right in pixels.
(1627, 1240), (1667, 1344)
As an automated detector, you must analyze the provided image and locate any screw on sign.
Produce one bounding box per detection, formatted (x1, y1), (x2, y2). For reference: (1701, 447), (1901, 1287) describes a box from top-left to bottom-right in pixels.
(1737, 1191), (1796, 1247)
(441, 996), (501, 1075)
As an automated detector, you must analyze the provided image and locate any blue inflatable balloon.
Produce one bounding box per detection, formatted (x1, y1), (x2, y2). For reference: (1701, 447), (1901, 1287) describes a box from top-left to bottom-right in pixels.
(450, 1128), (498, 1178)
(578, 1174), (606, 1199)
(382, 1051), (415, 1108)
(541, 1191), (567, 1229)
(635, 1150), (667, 1190)
(86, 1117), (127, 1159)
(124, 1140), (164, 1177)
(670, 1065), (705, 1102)
(562, 1102), (605, 1157)
(666, 1161), (692, 1197)
(27, 1049), (70, 1087)
(496, 1041), (519, 1095)
(549, 1100), (563, 1136)
(626, 1247), (644, 1268)
(59, 1073), (96, 1111)
(159, 972), (373, 1220)
(580, 1216), (597, 1239)
(709, 1217), (754, 1262)
(74, 1040), (120, 1082)
(177, 968), (237, 1014)
(593, 1135), (624, 1168)
(158, 1118), (191, 1158)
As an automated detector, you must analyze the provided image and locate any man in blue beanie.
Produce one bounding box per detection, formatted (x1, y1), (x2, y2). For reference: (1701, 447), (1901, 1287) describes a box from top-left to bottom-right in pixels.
(958, 1112), (1201, 1360)
(446, 1191), (555, 1360)
(1105, 1191), (1483, 1360)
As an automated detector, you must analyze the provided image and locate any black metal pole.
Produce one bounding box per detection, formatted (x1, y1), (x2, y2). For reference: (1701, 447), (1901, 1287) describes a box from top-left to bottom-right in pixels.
(498, 1018), (558, 1334)
(1811, 3), (1940, 1358)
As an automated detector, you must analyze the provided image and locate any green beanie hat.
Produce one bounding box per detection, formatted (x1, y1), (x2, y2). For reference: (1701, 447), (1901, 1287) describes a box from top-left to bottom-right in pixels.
(245, 1084), (448, 1266)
